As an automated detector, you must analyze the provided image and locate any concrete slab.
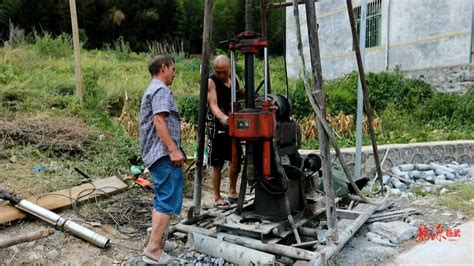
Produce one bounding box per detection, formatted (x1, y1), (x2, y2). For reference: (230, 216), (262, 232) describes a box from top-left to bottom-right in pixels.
(393, 221), (474, 265)
(369, 221), (417, 244)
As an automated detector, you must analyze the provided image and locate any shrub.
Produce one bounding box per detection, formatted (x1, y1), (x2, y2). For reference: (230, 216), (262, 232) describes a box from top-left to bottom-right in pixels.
(324, 73), (358, 115)
(453, 90), (474, 125)
(33, 31), (73, 58)
(289, 80), (314, 119)
(177, 95), (200, 123)
(322, 72), (433, 116)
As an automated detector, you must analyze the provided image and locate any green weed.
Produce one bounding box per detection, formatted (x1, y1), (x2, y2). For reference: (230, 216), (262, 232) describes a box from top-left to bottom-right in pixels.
(438, 184), (474, 218)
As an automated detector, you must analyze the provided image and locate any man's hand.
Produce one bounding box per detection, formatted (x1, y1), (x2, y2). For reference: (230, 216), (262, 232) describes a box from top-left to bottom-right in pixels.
(219, 115), (229, 126)
(169, 149), (185, 167)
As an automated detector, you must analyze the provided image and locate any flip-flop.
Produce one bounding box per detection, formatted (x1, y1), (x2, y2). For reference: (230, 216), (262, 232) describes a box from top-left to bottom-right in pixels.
(214, 199), (236, 210)
(142, 251), (174, 265)
(227, 196), (238, 204)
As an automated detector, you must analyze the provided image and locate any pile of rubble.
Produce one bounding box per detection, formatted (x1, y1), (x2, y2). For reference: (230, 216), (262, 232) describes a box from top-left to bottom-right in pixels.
(383, 162), (472, 196)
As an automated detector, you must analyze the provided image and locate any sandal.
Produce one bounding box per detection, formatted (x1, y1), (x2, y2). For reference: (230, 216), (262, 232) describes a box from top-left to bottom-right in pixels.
(142, 251), (174, 265)
(214, 199), (236, 210)
(227, 196), (238, 204)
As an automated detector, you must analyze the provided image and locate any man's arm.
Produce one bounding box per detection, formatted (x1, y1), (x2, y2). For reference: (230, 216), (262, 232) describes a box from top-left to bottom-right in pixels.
(153, 113), (184, 167)
(207, 78), (228, 125)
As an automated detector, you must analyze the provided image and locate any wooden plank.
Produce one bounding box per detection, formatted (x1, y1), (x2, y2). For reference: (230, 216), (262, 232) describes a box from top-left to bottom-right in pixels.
(0, 177), (127, 225)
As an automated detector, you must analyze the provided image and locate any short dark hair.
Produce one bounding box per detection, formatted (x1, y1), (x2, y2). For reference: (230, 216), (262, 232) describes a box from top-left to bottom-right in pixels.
(148, 54), (175, 76)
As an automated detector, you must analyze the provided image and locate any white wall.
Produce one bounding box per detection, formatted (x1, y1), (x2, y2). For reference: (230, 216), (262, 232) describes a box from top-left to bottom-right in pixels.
(286, 0), (473, 80)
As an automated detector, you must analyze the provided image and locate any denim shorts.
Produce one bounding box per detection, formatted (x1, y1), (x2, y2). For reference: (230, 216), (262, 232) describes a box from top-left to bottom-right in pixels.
(149, 156), (184, 215)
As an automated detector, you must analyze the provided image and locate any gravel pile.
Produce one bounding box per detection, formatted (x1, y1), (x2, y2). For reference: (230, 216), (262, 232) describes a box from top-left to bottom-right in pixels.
(384, 162), (472, 196)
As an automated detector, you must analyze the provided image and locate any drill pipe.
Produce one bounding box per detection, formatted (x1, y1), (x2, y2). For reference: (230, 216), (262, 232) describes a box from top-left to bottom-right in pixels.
(0, 191), (109, 248)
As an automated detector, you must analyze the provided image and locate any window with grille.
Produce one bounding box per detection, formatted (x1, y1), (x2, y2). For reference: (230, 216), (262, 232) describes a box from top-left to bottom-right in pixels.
(354, 0), (382, 48)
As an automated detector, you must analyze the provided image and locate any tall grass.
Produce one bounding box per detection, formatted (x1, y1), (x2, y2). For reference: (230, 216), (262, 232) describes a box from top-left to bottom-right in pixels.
(1, 33), (472, 161)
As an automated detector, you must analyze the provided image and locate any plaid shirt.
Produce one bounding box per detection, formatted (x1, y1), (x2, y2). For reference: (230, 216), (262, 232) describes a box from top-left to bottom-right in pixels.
(140, 79), (181, 168)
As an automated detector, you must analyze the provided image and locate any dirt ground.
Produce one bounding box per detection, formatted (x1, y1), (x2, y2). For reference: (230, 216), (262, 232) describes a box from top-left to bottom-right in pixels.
(0, 166), (473, 265)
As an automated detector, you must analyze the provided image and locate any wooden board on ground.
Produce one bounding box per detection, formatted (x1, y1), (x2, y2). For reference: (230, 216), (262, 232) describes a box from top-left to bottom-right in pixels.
(0, 176), (128, 225)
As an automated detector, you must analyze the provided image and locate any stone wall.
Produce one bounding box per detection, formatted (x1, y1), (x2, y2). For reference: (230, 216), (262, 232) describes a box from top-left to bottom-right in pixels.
(301, 140), (474, 178)
(403, 64), (474, 94)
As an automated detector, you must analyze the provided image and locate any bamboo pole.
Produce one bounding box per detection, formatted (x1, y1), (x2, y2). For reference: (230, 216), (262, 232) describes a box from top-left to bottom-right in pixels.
(69, 0), (83, 103)
(193, 0), (213, 217)
(0, 228), (55, 248)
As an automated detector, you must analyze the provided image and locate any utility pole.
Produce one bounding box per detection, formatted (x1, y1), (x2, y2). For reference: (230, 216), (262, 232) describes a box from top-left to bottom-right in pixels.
(69, 0), (83, 103)
(354, 0), (367, 190)
(346, 0), (384, 191)
(193, 0), (213, 217)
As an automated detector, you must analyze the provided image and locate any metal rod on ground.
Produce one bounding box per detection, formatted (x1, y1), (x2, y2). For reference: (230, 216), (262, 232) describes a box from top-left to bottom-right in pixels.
(300, 0), (338, 242)
(69, 0), (83, 103)
(309, 203), (380, 265)
(0, 228), (55, 248)
(346, 0), (384, 192)
(354, 0), (367, 187)
(193, 0), (213, 217)
(170, 223), (317, 261)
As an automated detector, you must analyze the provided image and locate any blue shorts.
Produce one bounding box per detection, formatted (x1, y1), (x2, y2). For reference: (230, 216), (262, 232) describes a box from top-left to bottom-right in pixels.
(149, 156), (184, 215)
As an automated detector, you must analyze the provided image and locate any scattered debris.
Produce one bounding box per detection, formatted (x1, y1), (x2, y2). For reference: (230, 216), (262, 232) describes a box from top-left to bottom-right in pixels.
(367, 208), (420, 223)
(0, 115), (100, 155)
(366, 232), (395, 247)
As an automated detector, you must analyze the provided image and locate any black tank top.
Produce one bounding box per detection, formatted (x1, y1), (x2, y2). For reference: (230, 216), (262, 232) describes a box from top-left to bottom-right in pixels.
(211, 74), (233, 115)
(206, 74), (239, 135)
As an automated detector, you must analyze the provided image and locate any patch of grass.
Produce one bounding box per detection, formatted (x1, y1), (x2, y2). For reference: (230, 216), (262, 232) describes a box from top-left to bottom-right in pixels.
(438, 184), (474, 218)
(413, 187), (428, 197)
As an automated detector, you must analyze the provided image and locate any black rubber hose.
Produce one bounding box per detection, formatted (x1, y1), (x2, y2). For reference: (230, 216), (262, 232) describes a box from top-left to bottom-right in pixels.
(0, 190), (20, 205)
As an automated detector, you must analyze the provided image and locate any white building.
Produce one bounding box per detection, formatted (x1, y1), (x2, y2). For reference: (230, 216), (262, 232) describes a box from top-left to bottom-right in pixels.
(286, 0), (474, 93)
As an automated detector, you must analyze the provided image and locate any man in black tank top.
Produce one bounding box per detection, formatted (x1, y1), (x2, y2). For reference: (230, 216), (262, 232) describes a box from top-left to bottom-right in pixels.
(206, 55), (242, 209)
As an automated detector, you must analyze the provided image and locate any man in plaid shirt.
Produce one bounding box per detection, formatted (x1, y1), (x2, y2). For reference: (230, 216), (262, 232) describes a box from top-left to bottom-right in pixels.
(140, 54), (184, 264)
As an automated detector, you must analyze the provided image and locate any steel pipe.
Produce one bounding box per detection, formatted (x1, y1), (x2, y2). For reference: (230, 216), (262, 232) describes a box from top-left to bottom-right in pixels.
(16, 200), (109, 248)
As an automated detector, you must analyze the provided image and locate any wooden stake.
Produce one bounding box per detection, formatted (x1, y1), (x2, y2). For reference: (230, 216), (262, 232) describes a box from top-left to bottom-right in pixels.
(292, 0), (339, 243)
(69, 0), (83, 103)
(304, 0), (340, 242)
(193, 0), (213, 217)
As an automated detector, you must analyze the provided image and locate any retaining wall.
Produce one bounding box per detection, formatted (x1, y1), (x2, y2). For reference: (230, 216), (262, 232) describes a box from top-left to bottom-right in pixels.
(300, 140), (474, 178)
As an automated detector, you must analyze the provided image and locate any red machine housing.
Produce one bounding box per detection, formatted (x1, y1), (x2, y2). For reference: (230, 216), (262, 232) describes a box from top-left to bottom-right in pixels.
(228, 100), (275, 180)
